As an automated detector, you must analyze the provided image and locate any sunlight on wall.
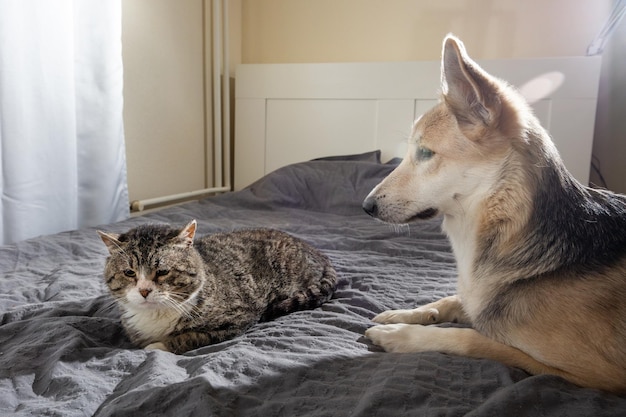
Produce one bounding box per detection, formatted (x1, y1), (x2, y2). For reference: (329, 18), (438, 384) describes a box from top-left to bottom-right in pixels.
(519, 71), (565, 103)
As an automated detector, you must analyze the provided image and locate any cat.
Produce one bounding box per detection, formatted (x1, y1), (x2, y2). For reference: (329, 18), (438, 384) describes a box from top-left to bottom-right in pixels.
(98, 220), (337, 354)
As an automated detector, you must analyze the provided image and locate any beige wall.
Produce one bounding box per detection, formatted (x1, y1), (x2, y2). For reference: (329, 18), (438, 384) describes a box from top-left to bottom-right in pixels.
(123, 0), (240, 205)
(241, 0), (611, 63)
(229, 0), (242, 76)
(122, 0), (208, 203)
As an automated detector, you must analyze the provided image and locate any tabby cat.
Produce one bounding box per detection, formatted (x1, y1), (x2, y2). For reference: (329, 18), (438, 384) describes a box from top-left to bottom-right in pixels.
(98, 220), (337, 354)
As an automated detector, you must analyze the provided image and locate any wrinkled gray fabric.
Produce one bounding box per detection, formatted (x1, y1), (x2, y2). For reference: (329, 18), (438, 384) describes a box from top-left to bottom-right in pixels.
(1, 152), (624, 416)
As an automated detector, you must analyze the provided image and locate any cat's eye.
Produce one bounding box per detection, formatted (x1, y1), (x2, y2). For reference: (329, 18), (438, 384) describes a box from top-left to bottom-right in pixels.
(123, 269), (136, 278)
(417, 146), (435, 161)
(155, 269), (170, 278)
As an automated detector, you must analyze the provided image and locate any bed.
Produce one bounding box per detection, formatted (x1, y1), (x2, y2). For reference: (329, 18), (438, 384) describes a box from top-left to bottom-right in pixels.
(1, 151), (625, 416)
(2, 52), (623, 416)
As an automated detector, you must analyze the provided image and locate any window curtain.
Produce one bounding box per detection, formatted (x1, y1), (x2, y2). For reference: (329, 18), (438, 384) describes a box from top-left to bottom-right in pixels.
(0, 0), (129, 245)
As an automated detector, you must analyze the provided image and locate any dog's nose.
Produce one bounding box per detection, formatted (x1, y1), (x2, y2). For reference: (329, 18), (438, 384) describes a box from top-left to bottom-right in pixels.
(362, 195), (378, 217)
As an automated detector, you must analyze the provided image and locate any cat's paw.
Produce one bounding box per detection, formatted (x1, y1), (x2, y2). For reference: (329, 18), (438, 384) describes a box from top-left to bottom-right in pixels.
(372, 307), (439, 325)
(144, 342), (170, 352)
(365, 323), (437, 353)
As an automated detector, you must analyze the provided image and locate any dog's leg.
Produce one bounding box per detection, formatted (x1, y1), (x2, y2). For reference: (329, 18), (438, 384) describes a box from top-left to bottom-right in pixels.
(372, 295), (470, 325)
(365, 323), (574, 378)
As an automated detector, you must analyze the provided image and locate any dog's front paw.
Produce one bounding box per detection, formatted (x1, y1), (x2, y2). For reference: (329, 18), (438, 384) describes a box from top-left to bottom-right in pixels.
(372, 307), (440, 325)
(144, 342), (169, 352)
(365, 323), (432, 353)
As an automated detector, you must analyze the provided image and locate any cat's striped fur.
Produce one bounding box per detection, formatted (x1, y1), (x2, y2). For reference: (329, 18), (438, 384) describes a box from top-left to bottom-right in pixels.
(98, 220), (337, 354)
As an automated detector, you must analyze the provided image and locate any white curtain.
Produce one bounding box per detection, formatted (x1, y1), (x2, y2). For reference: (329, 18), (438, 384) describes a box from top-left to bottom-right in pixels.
(0, 0), (129, 245)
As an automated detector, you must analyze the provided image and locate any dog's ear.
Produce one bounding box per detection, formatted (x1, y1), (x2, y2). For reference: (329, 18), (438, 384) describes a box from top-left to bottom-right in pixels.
(441, 35), (502, 138)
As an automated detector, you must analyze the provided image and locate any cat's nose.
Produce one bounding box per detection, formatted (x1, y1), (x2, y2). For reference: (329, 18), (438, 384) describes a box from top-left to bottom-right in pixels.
(139, 288), (152, 298)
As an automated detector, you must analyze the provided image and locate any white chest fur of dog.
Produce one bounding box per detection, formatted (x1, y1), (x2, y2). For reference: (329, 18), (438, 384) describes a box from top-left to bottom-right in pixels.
(362, 34), (626, 394)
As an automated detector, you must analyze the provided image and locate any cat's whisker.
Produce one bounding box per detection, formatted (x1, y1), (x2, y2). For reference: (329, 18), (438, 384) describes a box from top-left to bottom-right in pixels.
(165, 297), (188, 315)
(161, 293), (199, 319)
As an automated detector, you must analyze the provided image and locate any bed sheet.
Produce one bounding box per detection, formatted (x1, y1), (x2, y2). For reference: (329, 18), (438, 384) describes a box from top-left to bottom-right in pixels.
(1, 151), (624, 416)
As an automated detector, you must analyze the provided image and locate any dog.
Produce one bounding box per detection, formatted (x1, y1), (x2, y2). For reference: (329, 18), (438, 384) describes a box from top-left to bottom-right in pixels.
(362, 34), (626, 394)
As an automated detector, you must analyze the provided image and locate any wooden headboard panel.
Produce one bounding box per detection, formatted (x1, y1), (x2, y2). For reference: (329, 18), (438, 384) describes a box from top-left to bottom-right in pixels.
(234, 57), (602, 190)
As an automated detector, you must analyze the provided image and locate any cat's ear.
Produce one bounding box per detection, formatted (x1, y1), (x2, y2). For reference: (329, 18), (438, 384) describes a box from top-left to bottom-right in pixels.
(98, 230), (122, 254)
(177, 220), (197, 247)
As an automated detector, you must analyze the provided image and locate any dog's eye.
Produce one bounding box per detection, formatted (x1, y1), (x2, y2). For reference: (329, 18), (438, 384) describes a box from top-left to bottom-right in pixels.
(417, 146), (435, 161)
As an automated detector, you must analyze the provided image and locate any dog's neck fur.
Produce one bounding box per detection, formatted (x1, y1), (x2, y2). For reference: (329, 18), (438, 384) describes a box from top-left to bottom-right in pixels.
(447, 119), (626, 320)
(441, 145), (532, 310)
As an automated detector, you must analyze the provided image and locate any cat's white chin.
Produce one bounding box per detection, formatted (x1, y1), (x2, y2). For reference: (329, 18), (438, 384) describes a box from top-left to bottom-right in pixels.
(131, 300), (166, 309)
(126, 292), (167, 309)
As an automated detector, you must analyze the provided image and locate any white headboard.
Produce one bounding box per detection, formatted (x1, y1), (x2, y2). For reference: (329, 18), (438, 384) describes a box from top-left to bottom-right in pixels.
(234, 57), (602, 190)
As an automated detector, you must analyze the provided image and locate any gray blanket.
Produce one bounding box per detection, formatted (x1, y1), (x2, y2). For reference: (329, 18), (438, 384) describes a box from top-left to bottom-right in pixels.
(1, 151), (624, 416)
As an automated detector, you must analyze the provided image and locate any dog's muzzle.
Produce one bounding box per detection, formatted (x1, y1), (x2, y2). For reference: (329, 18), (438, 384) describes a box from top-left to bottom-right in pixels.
(363, 195), (439, 222)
